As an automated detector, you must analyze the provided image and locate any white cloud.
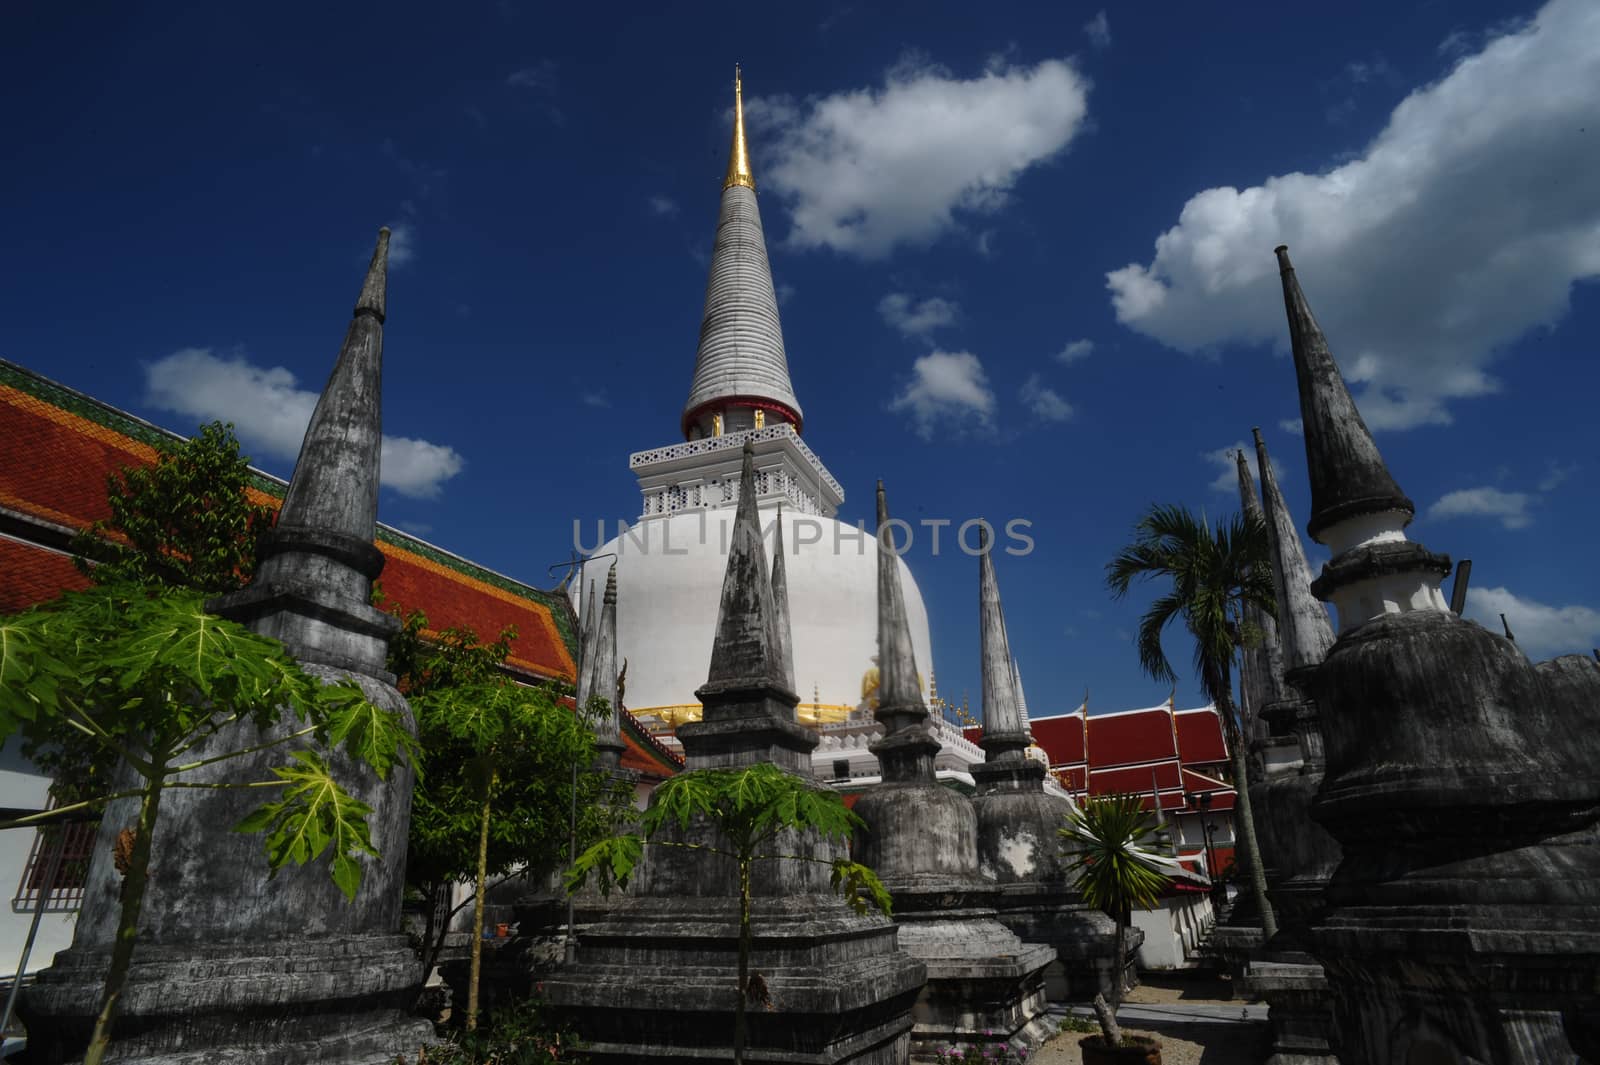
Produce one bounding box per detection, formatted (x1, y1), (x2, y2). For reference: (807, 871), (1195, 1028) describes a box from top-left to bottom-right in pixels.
(144, 348), (465, 500)
(879, 293), (958, 338)
(1279, 418), (1304, 436)
(1426, 486), (1534, 529)
(1020, 374), (1073, 421)
(1057, 338), (1094, 364)
(386, 223), (416, 267)
(648, 195), (679, 217)
(1083, 11), (1111, 49)
(889, 350), (995, 438)
(1537, 460), (1578, 493)
(1465, 585), (1600, 660)
(749, 56), (1091, 258)
(506, 61), (557, 91)
(1107, 0), (1600, 431)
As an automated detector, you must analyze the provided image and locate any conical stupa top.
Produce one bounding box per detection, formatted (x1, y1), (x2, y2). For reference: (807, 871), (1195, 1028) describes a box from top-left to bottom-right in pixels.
(1275, 246), (1413, 542)
(703, 442), (788, 690)
(770, 504), (797, 692)
(723, 65), (755, 192)
(980, 529), (1029, 757)
(575, 579), (599, 709)
(1254, 428), (1336, 676)
(1011, 659), (1029, 719)
(589, 564), (621, 744)
(875, 481), (924, 719)
(681, 69), (803, 438)
(1235, 448), (1285, 717)
(254, 227), (389, 604)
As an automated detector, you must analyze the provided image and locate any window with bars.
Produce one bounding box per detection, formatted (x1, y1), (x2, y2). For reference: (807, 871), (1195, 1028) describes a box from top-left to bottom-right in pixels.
(13, 819), (98, 914)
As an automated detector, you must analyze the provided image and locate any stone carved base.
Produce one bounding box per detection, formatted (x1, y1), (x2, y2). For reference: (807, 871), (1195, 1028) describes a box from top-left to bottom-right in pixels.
(987, 886), (1128, 1002)
(543, 895), (925, 1064)
(1240, 961), (1339, 1065)
(18, 935), (433, 1064)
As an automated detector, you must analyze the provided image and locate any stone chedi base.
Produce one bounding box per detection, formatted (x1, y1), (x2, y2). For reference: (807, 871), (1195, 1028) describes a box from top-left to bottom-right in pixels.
(853, 781), (1055, 1059)
(1240, 961), (1339, 1065)
(971, 764), (1126, 1002)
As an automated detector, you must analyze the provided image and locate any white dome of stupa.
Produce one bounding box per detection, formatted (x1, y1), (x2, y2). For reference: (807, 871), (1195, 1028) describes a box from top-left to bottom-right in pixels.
(571, 505), (936, 729)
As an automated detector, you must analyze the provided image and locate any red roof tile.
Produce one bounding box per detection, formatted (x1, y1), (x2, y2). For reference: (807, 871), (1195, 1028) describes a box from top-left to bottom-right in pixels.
(0, 538), (91, 615)
(1174, 708), (1229, 765)
(1087, 708), (1178, 768)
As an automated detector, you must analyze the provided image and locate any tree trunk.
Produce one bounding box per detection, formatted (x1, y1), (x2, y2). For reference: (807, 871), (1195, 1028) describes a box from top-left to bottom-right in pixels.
(84, 765), (166, 1065)
(733, 857), (753, 1065)
(1221, 691), (1277, 940)
(1091, 991), (1122, 1050)
(465, 771), (495, 1031)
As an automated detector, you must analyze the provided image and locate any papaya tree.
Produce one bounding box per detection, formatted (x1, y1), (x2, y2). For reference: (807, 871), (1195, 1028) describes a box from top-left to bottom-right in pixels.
(566, 763), (892, 1065)
(0, 583), (415, 1065)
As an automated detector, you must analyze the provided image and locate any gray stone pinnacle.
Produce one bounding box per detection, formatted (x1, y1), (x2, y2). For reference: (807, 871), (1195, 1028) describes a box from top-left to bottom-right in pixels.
(590, 564), (620, 746)
(875, 480), (925, 727)
(1235, 447), (1286, 718)
(1253, 429), (1335, 677)
(575, 578), (598, 710)
(1275, 245), (1414, 542)
(702, 441), (786, 691)
(254, 228), (390, 607)
(980, 528), (1029, 760)
(770, 504), (797, 693)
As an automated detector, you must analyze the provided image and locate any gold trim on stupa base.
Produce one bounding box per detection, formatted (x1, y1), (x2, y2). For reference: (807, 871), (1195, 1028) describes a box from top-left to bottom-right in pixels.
(632, 701), (855, 732)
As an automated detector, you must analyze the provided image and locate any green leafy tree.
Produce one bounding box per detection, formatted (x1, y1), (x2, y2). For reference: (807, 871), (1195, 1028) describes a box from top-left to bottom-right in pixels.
(1059, 793), (1175, 1049)
(1105, 503), (1280, 940)
(69, 421), (276, 596)
(0, 584), (415, 1065)
(567, 763), (892, 1065)
(383, 608), (630, 1027)
(408, 678), (623, 1032)
(30, 422), (276, 810)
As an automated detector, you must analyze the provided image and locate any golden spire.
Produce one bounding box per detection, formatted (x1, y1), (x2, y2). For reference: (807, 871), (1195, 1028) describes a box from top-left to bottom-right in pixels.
(723, 65), (756, 191)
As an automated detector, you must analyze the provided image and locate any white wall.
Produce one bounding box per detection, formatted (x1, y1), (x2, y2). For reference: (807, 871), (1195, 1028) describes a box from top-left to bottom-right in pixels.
(1130, 893), (1214, 970)
(0, 748), (78, 978)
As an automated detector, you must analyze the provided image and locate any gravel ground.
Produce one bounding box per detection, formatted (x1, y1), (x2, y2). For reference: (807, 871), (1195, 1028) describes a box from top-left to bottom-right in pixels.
(1028, 974), (1270, 1065)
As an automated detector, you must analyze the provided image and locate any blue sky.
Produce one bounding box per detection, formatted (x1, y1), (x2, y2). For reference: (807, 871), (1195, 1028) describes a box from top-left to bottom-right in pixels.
(4, 0), (1597, 714)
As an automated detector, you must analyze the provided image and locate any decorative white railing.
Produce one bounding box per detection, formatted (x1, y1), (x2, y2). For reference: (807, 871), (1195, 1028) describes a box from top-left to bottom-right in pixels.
(629, 425), (846, 500)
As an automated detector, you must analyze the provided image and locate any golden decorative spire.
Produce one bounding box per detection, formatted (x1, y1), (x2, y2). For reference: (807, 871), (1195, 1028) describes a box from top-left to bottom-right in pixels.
(723, 65), (756, 191)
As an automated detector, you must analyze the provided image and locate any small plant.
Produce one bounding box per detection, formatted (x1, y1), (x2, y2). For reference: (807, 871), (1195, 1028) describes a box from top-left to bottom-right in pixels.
(936, 1040), (1028, 1063)
(1060, 1013), (1097, 1034)
(393, 996), (578, 1064)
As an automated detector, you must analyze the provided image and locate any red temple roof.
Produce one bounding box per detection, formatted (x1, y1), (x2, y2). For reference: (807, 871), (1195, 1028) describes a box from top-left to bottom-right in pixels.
(0, 359), (682, 780)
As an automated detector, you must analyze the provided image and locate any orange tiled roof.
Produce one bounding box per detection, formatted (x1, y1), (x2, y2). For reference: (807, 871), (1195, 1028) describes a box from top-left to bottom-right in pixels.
(0, 358), (682, 778)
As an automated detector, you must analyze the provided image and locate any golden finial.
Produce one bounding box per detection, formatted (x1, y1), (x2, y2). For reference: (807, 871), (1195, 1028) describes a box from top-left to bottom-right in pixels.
(723, 64), (756, 191)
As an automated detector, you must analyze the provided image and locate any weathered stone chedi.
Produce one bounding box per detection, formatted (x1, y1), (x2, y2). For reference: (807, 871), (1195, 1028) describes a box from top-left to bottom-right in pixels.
(968, 535), (1124, 1002)
(1273, 246), (1600, 1063)
(851, 488), (1055, 1057)
(20, 230), (433, 1063)
(542, 446), (927, 1064)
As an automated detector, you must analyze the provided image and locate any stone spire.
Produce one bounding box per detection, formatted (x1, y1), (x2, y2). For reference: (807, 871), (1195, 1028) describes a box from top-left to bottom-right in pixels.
(1274, 247), (1450, 632)
(980, 530), (1030, 763)
(1275, 245), (1414, 545)
(1012, 659), (1029, 719)
(574, 578), (599, 710)
(1234, 448), (1286, 724)
(770, 505), (796, 693)
(681, 69), (803, 439)
(872, 481), (938, 781)
(1253, 428), (1335, 680)
(589, 565), (623, 762)
(214, 228), (400, 679)
(702, 441), (787, 692)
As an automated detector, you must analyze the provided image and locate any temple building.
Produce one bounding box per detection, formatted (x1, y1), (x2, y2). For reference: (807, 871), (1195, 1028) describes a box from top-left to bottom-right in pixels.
(571, 68), (937, 736)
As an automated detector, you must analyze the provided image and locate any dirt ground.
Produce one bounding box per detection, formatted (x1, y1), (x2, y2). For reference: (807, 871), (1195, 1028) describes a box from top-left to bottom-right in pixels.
(1029, 974), (1271, 1065)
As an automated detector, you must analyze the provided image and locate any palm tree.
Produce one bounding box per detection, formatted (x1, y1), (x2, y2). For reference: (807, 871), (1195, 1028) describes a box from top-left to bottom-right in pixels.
(1060, 793), (1176, 1049)
(1105, 503), (1279, 940)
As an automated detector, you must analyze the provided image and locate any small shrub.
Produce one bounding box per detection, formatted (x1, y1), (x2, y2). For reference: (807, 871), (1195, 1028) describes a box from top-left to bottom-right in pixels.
(394, 996), (578, 1064)
(1059, 1013), (1097, 1034)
